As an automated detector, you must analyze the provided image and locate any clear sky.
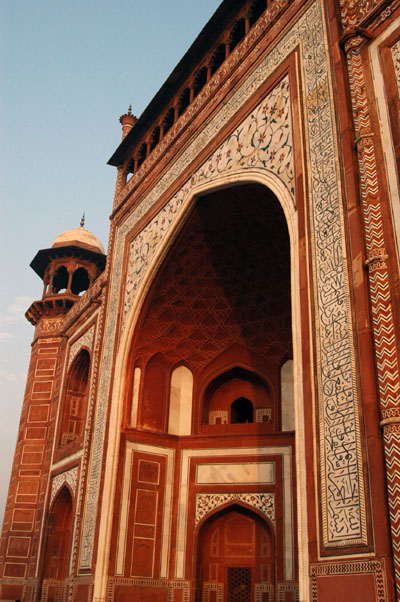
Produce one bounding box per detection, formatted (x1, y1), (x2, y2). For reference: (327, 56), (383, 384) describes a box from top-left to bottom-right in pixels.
(0, 0), (219, 524)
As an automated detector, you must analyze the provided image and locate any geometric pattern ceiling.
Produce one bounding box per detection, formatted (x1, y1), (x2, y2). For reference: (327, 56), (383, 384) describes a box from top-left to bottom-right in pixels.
(134, 183), (292, 372)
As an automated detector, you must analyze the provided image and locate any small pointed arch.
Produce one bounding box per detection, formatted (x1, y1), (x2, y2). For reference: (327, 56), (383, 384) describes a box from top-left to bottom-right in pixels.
(52, 265), (69, 294)
(126, 157), (135, 175)
(136, 142), (147, 168)
(193, 66), (207, 98)
(42, 485), (74, 581)
(249, 0), (267, 27)
(229, 18), (246, 52)
(140, 353), (168, 432)
(168, 364), (193, 435)
(196, 500), (275, 544)
(71, 266), (90, 295)
(210, 44), (226, 75)
(196, 502), (275, 597)
(163, 107), (175, 135)
(178, 87), (191, 116)
(204, 366), (271, 427)
(58, 349), (90, 452)
(149, 125), (160, 151)
(231, 396), (253, 423)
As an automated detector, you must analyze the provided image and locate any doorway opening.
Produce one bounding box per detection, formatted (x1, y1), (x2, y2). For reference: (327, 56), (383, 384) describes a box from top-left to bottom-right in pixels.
(198, 505), (274, 602)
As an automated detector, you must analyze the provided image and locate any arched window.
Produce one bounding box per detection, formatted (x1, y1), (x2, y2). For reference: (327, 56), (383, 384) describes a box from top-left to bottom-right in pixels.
(52, 265), (69, 294)
(231, 397), (254, 423)
(59, 349), (90, 451)
(42, 486), (73, 582)
(178, 88), (190, 116)
(136, 142), (147, 168)
(193, 67), (207, 97)
(229, 19), (246, 52)
(168, 365), (193, 435)
(150, 125), (160, 151)
(205, 367), (271, 427)
(141, 355), (168, 432)
(163, 107), (175, 135)
(126, 157), (135, 175)
(249, 0), (267, 27)
(71, 267), (90, 295)
(210, 44), (226, 75)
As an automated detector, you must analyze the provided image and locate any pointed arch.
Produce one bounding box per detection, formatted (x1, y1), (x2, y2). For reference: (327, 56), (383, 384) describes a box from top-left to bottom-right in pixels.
(196, 503), (275, 601)
(97, 169), (307, 599)
(42, 486), (74, 581)
(168, 365), (193, 435)
(58, 348), (90, 454)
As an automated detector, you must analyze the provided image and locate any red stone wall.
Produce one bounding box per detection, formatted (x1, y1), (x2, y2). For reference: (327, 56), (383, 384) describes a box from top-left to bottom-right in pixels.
(0, 333), (67, 600)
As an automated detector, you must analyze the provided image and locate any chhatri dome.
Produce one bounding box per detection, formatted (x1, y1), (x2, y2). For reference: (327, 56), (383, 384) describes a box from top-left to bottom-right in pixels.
(26, 215), (106, 325)
(51, 214), (105, 254)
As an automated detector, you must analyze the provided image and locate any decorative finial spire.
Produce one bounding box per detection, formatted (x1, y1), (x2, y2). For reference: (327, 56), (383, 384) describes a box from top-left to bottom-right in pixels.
(80, 212), (85, 228)
(119, 105), (137, 140)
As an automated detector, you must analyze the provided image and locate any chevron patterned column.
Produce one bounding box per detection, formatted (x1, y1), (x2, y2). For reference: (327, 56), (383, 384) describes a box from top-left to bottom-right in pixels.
(343, 30), (400, 598)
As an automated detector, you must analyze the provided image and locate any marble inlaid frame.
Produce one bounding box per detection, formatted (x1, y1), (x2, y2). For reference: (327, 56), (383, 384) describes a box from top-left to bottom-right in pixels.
(87, 60), (306, 592)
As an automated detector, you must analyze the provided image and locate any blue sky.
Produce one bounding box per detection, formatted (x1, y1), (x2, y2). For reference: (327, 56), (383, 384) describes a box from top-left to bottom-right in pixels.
(0, 0), (218, 523)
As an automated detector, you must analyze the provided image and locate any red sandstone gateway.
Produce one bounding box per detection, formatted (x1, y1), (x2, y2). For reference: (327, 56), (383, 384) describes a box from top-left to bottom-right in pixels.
(1, 0), (400, 601)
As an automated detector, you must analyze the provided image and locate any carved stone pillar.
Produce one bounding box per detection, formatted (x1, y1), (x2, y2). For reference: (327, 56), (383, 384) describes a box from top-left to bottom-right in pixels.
(343, 29), (400, 598)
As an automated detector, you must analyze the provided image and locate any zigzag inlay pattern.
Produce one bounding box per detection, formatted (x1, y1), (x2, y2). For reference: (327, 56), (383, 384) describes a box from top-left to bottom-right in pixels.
(384, 427), (400, 591)
(345, 32), (400, 596)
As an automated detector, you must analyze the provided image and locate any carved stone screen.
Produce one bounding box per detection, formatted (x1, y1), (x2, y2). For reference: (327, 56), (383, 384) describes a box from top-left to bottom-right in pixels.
(228, 567), (251, 602)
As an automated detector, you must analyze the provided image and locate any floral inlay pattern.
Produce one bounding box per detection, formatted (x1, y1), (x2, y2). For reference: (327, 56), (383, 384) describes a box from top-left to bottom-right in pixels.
(195, 492), (275, 526)
(123, 77), (293, 329)
(50, 467), (78, 504)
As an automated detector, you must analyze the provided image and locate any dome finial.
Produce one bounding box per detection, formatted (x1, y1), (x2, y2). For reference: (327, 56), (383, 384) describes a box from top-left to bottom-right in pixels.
(80, 212), (85, 228)
(119, 105), (137, 140)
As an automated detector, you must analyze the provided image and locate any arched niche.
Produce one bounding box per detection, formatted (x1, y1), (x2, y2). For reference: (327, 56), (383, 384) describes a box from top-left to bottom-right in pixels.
(71, 266), (90, 295)
(58, 349), (90, 454)
(130, 366), (141, 427)
(52, 264), (69, 294)
(197, 504), (275, 600)
(231, 396), (253, 423)
(204, 367), (273, 428)
(168, 365), (193, 435)
(104, 172), (305, 602)
(42, 486), (74, 582)
(125, 182), (292, 434)
(140, 353), (168, 432)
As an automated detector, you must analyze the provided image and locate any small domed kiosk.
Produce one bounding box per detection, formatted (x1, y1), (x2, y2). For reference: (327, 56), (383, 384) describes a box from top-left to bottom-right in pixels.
(26, 217), (106, 324)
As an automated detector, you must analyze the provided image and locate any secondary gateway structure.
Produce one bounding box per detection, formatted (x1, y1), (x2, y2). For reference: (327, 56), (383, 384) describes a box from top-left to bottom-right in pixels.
(1, 1), (400, 600)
